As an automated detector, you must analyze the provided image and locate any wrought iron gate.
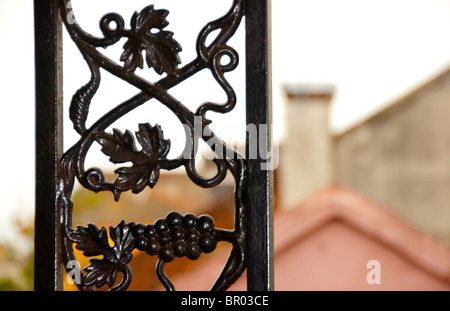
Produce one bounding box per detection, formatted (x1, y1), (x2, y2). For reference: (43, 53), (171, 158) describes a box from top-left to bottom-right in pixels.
(34, 0), (273, 291)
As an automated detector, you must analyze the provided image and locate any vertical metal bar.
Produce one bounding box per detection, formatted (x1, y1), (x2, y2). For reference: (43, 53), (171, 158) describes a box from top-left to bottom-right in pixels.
(34, 0), (64, 291)
(245, 0), (274, 291)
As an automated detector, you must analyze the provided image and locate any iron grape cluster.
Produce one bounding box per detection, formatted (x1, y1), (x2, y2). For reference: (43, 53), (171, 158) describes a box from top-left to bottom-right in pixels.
(132, 211), (217, 262)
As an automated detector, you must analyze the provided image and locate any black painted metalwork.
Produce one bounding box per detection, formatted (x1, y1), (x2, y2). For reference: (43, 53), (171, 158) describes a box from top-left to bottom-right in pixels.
(34, 0), (64, 291)
(245, 0), (274, 291)
(35, 0), (272, 291)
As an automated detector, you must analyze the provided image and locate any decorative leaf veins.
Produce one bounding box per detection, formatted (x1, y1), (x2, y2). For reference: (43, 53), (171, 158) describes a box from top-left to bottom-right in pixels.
(120, 5), (182, 75)
(96, 123), (171, 201)
(69, 221), (136, 289)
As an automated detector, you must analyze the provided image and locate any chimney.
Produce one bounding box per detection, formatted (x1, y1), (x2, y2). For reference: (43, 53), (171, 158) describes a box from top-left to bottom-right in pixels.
(279, 84), (335, 209)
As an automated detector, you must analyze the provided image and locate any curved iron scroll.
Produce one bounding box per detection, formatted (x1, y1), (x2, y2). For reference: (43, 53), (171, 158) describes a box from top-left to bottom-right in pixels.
(57, 0), (247, 291)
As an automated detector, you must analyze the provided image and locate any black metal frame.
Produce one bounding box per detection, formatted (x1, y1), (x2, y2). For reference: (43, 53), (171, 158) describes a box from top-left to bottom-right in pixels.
(35, 0), (272, 291)
(34, 0), (64, 291)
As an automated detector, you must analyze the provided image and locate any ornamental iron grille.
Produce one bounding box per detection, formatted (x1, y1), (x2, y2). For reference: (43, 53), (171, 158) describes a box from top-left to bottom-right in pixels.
(34, 0), (273, 291)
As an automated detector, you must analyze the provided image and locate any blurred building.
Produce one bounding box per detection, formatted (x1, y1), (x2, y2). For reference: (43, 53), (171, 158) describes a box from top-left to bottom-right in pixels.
(279, 66), (450, 246)
(334, 67), (450, 245)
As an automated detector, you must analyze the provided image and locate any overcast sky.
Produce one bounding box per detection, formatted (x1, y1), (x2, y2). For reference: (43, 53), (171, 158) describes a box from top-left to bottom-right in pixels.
(1, 0), (450, 243)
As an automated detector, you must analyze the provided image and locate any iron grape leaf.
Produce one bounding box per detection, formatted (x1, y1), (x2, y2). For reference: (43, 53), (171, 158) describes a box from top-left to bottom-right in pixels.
(97, 123), (170, 200)
(73, 221), (136, 289)
(120, 5), (181, 74)
(109, 220), (136, 263)
(131, 4), (169, 30)
(113, 164), (151, 195)
(141, 31), (182, 75)
(68, 224), (111, 257)
(135, 123), (170, 158)
(83, 258), (120, 288)
(97, 129), (139, 164)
